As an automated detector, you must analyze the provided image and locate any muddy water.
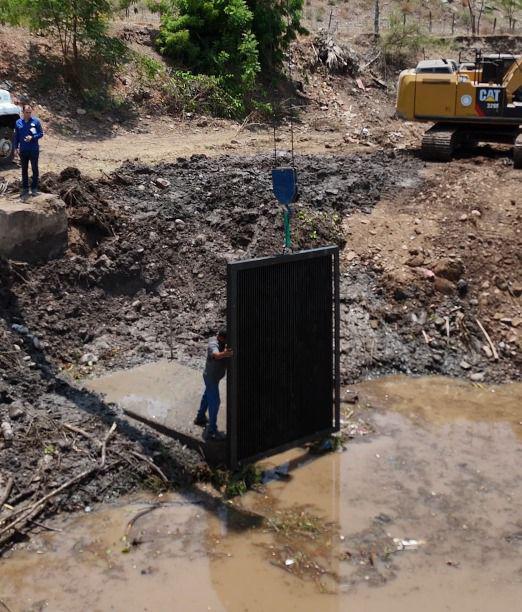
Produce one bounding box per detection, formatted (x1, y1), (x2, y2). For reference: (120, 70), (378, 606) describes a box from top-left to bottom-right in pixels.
(1, 376), (522, 612)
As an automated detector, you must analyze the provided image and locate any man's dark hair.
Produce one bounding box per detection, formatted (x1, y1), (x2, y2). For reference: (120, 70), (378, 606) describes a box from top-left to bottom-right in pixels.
(22, 104), (32, 111)
(217, 328), (227, 339)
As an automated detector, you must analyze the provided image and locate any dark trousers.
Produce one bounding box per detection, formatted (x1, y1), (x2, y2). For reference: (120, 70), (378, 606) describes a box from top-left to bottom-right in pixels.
(20, 150), (39, 191)
(197, 375), (220, 433)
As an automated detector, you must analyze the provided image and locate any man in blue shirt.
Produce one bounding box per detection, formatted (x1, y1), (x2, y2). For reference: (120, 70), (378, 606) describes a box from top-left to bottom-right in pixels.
(14, 104), (44, 197)
(194, 329), (233, 441)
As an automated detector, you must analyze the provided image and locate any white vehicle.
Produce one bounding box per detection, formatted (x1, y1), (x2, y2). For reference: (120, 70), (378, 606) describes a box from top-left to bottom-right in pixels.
(0, 89), (20, 165)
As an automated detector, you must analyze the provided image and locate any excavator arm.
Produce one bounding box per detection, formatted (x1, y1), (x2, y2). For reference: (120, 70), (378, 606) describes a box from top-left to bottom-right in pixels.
(503, 57), (522, 104)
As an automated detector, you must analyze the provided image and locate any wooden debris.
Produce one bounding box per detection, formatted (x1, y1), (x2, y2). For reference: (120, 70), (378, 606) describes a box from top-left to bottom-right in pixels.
(475, 318), (499, 361)
(312, 31), (360, 75)
(0, 478), (14, 513)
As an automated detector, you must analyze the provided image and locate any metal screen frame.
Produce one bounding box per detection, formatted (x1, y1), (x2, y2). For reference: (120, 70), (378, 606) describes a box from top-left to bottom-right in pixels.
(227, 246), (340, 469)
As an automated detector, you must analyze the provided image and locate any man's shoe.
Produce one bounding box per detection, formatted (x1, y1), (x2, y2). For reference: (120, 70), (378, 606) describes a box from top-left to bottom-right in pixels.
(20, 190), (29, 199)
(30, 189), (39, 197)
(203, 428), (226, 442)
(193, 415), (208, 427)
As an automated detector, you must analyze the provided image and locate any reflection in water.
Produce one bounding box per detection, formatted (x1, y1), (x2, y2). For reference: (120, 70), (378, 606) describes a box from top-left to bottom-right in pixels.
(1, 376), (522, 612)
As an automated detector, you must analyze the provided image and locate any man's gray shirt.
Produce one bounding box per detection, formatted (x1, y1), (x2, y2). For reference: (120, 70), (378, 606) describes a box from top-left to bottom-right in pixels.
(203, 337), (229, 383)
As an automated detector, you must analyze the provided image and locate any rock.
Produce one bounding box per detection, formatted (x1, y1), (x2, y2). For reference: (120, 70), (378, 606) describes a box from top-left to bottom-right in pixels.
(459, 214), (468, 221)
(393, 287), (411, 301)
(482, 345), (493, 358)
(469, 372), (485, 382)
(0, 194), (68, 263)
(511, 283), (522, 298)
(11, 324), (29, 335)
(80, 353), (98, 365)
(433, 258), (465, 282)
(95, 254), (113, 268)
(154, 178), (171, 189)
(471, 209), (481, 218)
(1, 420), (13, 442)
(29, 335), (42, 350)
(457, 279), (469, 297)
(343, 390), (359, 404)
(459, 360), (471, 370)
(434, 277), (455, 295)
(175, 219), (186, 230)
(76, 108), (87, 115)
(8, 400), (26, 419)
(494, 276), (508, 291)
(57, 439), (72, 451)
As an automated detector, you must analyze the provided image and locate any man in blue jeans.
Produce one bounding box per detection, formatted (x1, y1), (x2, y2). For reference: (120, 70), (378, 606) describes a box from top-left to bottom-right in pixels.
(194, 329), (233, 441)
(14, 104), (44, 198)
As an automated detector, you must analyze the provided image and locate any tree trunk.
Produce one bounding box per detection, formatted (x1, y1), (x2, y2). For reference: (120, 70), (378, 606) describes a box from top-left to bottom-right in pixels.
(374, 0), (380, 36)
(468, 5), (476, 36)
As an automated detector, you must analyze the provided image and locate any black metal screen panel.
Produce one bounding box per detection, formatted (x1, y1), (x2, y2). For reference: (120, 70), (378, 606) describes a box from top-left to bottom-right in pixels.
(227, 246), (340, 469)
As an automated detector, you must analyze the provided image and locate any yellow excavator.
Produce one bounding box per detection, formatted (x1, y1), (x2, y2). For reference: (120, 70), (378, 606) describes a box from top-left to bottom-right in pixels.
(396, 51), (522, 168)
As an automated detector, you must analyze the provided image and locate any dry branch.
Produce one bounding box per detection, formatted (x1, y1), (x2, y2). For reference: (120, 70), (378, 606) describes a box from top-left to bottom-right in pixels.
(130, 451), (169, 483)
(0, 479), (14, 513)
(475, 318), (499, 361)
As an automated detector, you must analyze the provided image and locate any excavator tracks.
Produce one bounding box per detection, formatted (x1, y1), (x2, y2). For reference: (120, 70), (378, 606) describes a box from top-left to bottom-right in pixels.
(421, 126), (458, 162)
(514, 133), (522, 169)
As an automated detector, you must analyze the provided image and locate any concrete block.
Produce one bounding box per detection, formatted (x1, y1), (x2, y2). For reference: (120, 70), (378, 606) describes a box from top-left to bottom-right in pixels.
(0, 193), (68, 262)
(85, 360), (227, 463)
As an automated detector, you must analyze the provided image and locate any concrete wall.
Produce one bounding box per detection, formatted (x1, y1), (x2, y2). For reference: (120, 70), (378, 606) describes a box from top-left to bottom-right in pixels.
(0, 193), (68, 262)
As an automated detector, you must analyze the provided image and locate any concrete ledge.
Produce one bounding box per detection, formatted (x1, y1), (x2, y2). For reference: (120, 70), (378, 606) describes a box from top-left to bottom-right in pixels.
(0, 193), (68, 262)
(85, 360), (227, 465)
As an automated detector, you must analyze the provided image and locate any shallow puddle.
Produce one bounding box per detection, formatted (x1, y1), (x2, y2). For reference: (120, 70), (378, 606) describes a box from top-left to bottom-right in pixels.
(1, 376), (522, 611)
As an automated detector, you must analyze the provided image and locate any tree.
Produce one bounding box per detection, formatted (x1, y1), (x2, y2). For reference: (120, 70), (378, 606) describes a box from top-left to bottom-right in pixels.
(156, 0), (304, 85)
(28, 1), (114, 63)
(464, 0), (495, 35)
(157, 0), (259, 90)
(1, 1), (115, 67)
(494, 0), (522, 30)
(0, 0), (20, 24)
(247, 0), (305, 72)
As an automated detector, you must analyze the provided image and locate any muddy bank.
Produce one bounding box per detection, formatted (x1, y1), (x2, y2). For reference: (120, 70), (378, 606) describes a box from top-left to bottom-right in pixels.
(3, 151), (518, 383)
(2, 377), (522, 611)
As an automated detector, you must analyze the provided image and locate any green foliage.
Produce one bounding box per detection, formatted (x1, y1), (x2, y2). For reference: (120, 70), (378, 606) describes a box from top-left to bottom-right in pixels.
(0, 0), (19, 24)
(168, 71), (245, 117)
(211, 463), (263, 498)
(381, 11), (423, 57)
(157, 0), (260, 89)
(136, 53), (165, 80)
(1, 0), (129, 94)
(379, 11), (427, 68)
(155, 0), (304, 117)
(247, 0), (306, 72)
(15, 0), (114, 60)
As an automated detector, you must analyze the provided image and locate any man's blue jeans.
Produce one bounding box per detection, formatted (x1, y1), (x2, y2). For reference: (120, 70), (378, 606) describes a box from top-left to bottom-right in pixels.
(20, 150), (39, 191)
(197, 375), (220, 433)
